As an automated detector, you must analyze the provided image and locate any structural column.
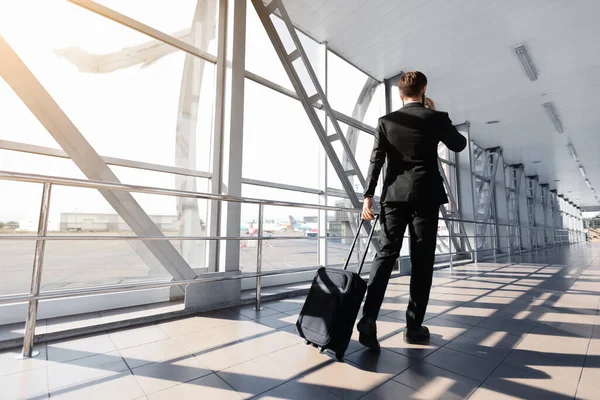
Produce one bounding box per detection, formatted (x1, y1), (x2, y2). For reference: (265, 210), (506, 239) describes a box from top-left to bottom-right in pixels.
(187, 0), (246, 310)
(207, 0), (246, 273)
(455, 123), (477, 259)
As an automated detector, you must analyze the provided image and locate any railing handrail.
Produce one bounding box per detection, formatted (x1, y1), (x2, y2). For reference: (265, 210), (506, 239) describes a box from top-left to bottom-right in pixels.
(0, 170), (360, 213)
(0, 170), (579, 232)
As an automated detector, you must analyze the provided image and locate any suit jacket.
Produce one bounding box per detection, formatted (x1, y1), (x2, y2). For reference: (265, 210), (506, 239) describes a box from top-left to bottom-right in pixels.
(364, 102), (467, 205)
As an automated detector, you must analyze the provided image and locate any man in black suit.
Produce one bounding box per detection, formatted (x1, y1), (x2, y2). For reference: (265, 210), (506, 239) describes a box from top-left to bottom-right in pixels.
(357, 71), (467, 350)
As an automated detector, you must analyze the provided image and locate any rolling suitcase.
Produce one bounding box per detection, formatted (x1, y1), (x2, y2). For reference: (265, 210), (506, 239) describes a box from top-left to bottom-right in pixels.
(296, 215), (379, 360)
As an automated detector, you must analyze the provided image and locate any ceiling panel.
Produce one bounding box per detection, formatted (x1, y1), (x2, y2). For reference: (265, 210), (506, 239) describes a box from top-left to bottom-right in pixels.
(282, 0), (600, 207)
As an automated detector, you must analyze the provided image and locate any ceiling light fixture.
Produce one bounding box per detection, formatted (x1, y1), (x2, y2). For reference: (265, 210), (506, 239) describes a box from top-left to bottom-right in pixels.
(514, 44), (538, 81)
(532, 160), (542, 164)
(567, 143), (579, 162)
(486, 120), (500, 124)
(586, 179), (592, 189)
(579, 166), (586, 178)
(543, 102), (564, 134)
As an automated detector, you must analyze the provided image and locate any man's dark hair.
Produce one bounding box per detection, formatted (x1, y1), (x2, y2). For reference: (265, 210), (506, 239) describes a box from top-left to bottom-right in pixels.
(398, 71), (427, 98)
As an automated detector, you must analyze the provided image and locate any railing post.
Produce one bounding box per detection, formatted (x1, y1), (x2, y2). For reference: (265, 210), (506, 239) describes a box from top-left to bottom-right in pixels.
(473, 222), (478, 265)
(21, 183), (52, 359)
(492, 224), (497, 262)
(449, 221), (453, 270)
(507, 225), (512, 263)
(254, 203), (264, 311)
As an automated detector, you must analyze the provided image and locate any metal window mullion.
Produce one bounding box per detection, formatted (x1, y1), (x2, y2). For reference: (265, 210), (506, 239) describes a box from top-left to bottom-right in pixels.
(0, 139), (213, 180)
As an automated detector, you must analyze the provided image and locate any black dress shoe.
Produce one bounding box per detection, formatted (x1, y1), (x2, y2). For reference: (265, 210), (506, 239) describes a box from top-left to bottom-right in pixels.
(404, 326), (430, 344)
(357, 317), (381, 353)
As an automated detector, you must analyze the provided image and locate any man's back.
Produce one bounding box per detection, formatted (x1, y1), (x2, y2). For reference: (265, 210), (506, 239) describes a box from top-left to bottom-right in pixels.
(364, 102), (466, 205)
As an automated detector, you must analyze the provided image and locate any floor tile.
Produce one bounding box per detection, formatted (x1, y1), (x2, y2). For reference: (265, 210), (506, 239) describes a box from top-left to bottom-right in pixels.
(131, 354), (212, 395)
(554, 294), (599, 310)
(157, 315), (236, 338)
(380, 332), (440, 360)
(196, 330), (300, 371)
(47, 351), (129, 392)
(515, 333), (589, 364)
(576, 366), (600, 400)
(478, 311), (537, 335)
(217, 355), (298, 398)
(485, 363), (579, 400)
(263, 298), (305, 313)
(175, 320), (273, 354)
(0, 344), (47, 376)
(503, 349), (584, 384)
(469, 384), (529, 399)
(119, 338), (191, 369)
(49, 370), (144, 400)
(393, 362), (481, 399)
(297, 358), (396, 400)
(530, 320), (595, 338)
(255, 379), (341, 400)
(425, 317), (473, 345)
(461, 326), (525, 349)
(345, 348), (414, 376)
(254, 312), (297, 329)
(360, 379), (418, 400)
(146, 373), (243, 400)
(0, 366), (49, 399)
(48, 333), (117, 363)
(109, 325), (170, 350)
(277, 323), (298, 335)
(266, 341), (334, 374)
(445, 334), (513, 362)
(232, 305), (281, 320)
(423, 347), (499, 382)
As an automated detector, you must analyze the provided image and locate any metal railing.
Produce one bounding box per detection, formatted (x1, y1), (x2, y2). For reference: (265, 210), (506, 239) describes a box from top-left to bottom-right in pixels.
(0, 170), (584, 358)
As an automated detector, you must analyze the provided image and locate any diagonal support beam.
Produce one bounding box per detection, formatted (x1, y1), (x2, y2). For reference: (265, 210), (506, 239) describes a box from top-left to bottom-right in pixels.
(250, 0), (379, 253)
(437, 158), (471, 254)
(0, 36), (197, 283)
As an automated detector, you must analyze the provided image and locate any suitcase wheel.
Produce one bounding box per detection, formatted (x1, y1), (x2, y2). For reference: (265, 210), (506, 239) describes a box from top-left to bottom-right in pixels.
(311, 343), (318, 348)
(319, 346), (326, 353)
(335, 350), (345, 361)
(305, 340), (310, 345)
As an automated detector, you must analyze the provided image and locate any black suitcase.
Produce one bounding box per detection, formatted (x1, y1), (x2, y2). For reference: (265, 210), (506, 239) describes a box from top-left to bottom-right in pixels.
(296, 216), (379, 360)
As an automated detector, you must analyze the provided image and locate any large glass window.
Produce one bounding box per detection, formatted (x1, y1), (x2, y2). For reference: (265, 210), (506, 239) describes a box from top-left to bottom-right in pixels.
(1, 0), (216, 172)
(242, 79), (322, 189)
(245, 0), (325, 92)
(240, 185), (319, 272)
(96, 0), (219, 55)
(327, 51), (384, 126)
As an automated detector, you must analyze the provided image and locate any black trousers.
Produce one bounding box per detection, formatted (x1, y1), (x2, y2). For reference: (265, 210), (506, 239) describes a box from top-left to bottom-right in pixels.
(363, 202), (439, 329)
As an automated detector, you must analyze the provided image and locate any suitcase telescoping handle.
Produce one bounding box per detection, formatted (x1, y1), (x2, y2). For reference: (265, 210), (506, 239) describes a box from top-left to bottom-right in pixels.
(343, 214), (379, 275)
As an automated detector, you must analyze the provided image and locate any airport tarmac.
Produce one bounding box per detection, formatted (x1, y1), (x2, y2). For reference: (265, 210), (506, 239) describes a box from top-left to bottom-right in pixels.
(0, 231), (359, 296)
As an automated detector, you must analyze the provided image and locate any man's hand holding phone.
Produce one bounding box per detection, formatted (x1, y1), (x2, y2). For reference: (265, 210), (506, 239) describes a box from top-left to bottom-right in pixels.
(362, 197), (375, 220)
(424, 97), (436, 111)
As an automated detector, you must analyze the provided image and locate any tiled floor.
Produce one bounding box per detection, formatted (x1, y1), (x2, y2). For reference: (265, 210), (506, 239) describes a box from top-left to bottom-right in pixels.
(2, 244), (600, 399)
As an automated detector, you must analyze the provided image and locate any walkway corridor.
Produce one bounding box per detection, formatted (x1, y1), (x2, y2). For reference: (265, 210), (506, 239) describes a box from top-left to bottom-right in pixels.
(2, 244), (600, 399)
